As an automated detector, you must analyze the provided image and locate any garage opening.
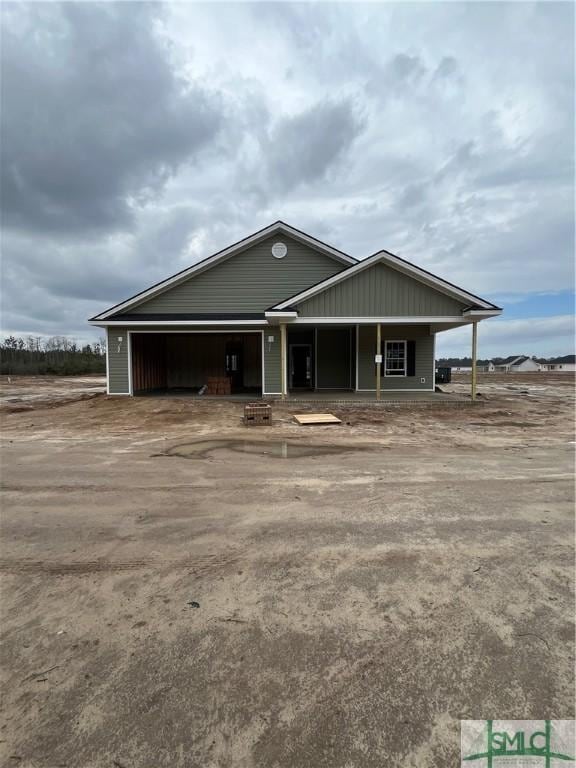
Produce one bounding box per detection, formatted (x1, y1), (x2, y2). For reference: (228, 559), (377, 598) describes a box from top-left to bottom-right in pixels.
(131, 333), (262, 396)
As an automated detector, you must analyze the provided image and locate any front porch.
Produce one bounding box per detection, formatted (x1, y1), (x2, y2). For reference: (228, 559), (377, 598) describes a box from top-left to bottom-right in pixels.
(117, 320), (481, 402)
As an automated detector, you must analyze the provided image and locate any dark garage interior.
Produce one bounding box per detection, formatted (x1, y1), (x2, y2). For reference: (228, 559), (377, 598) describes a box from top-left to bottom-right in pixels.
(131, 332), (262, 395)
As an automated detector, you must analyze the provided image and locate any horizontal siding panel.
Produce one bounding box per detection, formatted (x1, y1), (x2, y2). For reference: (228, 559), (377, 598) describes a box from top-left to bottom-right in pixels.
(125, 236), (344, 315)
(298, 263), (465, 317)
(263, 328), (281, 393)
(107, 327), (129, 394)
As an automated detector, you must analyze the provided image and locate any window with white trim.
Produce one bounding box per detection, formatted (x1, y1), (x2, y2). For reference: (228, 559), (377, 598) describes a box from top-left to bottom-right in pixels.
(384, 340), (407, 376)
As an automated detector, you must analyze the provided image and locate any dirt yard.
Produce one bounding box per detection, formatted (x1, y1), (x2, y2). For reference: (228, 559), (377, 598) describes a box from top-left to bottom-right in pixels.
(0, 374), (574, 767)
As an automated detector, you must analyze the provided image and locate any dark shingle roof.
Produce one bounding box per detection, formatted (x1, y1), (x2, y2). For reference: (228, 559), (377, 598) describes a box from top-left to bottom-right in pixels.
(107, 313), (265, 322)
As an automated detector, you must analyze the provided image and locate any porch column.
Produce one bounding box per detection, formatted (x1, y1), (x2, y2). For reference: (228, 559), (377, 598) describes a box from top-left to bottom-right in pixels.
(471, 321), (478, 401)
(280, 323), (287, 399)
(376, 323), (381, 400)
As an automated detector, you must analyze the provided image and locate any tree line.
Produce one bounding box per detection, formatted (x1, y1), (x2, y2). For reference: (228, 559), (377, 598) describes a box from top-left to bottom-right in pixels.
(1, 336), (106, 376)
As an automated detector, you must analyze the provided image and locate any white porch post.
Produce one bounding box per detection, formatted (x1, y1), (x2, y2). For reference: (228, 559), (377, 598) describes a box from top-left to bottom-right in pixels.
(471, 321), (478, 401)
(280, 323), (287, 399)
(376, 323), (381, 401)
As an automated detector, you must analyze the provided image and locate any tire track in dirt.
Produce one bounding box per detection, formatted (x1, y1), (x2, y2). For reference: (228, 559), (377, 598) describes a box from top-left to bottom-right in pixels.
(0, 550), (243, 575)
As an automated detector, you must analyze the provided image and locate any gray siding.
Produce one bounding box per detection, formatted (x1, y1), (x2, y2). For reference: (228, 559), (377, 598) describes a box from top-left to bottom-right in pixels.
(107, 327), (130, 394)
(263, 328), (281, 394)
(107, 324), (435, 395)
(357, 325), (434, 390)
(107, 325), (283, 395)
(297, 262), (465, 317)
(125, 236), (344, 315)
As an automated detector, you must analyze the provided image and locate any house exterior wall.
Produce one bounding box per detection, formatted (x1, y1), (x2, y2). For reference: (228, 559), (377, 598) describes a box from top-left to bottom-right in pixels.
(107, 324), (436, 395)
(541, 363), (576, 371)
(106, 326), (283, 395)
(295, 262), (466, 317)
(316, 328), (353, 389)
(121, 235), (345, 315)
(107, 327), (130, 394)
(263, 327), (281, 394)
(357, 325), (434, 390)
(513, 359), (540, 372)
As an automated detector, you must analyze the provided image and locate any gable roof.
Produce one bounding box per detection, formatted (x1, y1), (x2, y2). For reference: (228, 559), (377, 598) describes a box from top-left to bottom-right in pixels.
(496, 355), (529, 366)
(90, 221), (356, 321)
(539, 355), (575, 364)
(269, 249), (502, 312)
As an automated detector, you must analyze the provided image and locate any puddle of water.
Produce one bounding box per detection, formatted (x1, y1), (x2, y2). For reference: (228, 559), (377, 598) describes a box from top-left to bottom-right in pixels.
(162, 439), (361, 460)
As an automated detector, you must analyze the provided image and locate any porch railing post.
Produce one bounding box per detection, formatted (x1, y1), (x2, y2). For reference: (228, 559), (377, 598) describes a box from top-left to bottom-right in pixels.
(471, 321), (478, 401)
(376, 323), (381, 401)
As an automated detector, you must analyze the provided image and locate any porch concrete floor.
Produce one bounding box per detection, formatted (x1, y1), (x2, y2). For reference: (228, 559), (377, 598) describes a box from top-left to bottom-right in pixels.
(145, 389), (471, 404)
(282, 389), (468, 404)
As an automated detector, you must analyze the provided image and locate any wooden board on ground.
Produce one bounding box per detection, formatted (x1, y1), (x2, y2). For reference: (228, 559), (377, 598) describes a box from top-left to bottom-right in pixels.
(293, 413), (342, 425)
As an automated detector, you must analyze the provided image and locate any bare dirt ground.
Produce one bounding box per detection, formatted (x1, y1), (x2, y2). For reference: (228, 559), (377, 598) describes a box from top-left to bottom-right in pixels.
(0, 375), (106, 412)
(0, 373), (574, 767)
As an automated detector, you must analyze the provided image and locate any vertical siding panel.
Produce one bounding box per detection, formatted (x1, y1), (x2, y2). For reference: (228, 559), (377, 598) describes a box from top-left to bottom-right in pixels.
(298, 262), (465, 317)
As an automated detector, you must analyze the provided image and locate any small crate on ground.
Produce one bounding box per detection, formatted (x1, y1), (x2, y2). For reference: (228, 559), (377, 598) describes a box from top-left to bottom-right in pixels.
(244, 402), (272, 426)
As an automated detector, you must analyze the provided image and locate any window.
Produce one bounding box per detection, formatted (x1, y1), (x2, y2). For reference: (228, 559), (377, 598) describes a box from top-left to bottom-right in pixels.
(385, 340), (407, 376)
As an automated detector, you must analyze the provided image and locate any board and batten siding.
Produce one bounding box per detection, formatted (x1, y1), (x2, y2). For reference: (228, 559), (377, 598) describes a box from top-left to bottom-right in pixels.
(106, 326), (283, 395)
(123, 236), (345, 315)
(357, 325), (434, 391)
(296, 262), (466, 317)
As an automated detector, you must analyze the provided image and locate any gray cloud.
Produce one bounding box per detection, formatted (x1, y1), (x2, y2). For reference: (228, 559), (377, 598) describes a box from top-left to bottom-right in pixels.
(387, 53), (427, 88)
(0, 1), (573, 358)
(1, 2), (223, 235)
(266, 100), (364, 191)
(434, 56), (459, 80)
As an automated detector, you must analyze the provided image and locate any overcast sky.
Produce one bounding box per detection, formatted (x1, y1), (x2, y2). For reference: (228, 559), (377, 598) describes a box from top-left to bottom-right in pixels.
(1, 1), (574, 358)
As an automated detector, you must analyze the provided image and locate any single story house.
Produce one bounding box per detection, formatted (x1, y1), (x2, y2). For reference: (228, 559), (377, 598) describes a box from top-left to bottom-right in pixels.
(493, 355), (541, 373)
(90, 222), (502, 397)
(538, 355), (576, 372)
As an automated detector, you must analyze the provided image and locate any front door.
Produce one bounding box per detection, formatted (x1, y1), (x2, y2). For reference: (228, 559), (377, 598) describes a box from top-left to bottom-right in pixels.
(290, 344), (312, 389)
(225, 341), (244, 392)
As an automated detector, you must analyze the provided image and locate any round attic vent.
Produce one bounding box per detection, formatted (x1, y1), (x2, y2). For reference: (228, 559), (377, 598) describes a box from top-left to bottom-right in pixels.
(272, 241), (287, 259)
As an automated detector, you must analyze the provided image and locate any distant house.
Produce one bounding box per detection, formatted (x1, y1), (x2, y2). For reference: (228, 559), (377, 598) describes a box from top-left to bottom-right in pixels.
(493, 356), (541, 373)
(538, 355), (576, 372)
